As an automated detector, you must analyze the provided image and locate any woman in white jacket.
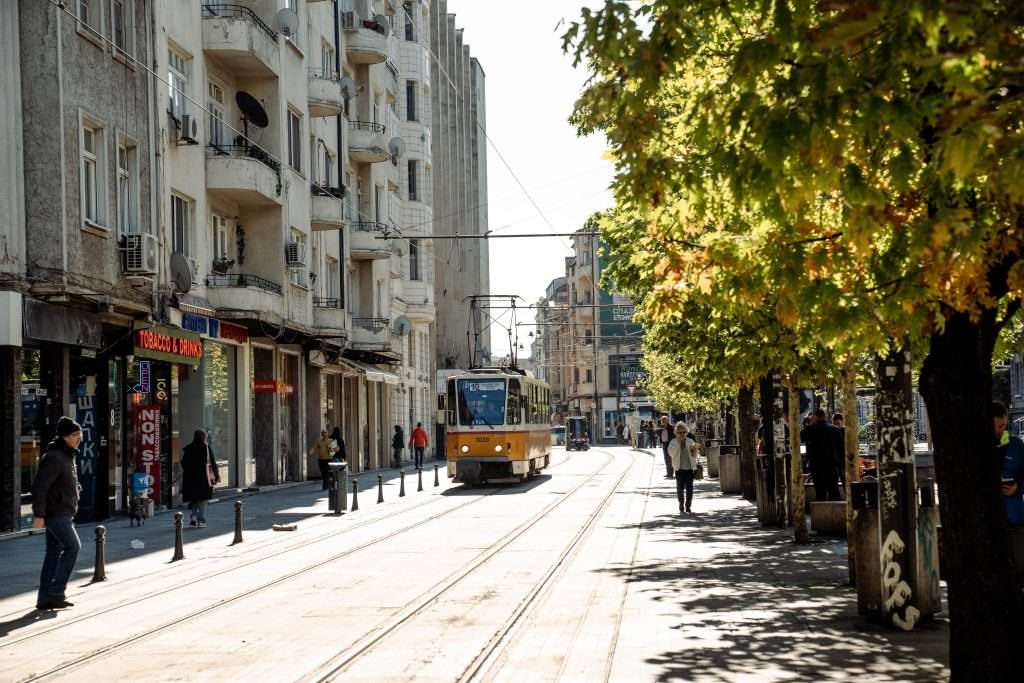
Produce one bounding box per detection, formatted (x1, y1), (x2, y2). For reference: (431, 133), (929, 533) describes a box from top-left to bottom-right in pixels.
(669, 422), (699, 514)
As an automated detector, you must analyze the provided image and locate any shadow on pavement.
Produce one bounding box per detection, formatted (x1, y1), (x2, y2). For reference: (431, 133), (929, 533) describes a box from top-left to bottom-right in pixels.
(599, 480), (950, 681)
(0, 609), (58, 637)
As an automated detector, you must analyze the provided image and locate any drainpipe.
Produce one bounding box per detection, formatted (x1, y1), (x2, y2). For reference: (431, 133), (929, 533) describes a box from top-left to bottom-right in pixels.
(146, 0), (161, 312)
(55, 5), (68, 279)
(334, 0), (345, 310)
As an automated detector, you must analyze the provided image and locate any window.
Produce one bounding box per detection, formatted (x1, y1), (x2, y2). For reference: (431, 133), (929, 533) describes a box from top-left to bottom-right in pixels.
(212, 214), (230, 260)
(287, 109), (302, 172)
(507, 379), (522, 425)
(321, 41), (335, 73)
(585, 369), (593, 383)
(407, 160), (418, 201)
(116, 137), (139, 235)
(77, 0), (102, 37)
(171, 193), (193, 256)
(409, 239), (420, 281)
(168, 49), (189, 118)
(374, 185), (383, 221)
(406, 81), (417, 121)
(327, 257), (339, 299)
(111, 0), (130, 55)
(81, 122), (102, 225)
(403, 2), (415, 41)
(208, 81), (226, 147)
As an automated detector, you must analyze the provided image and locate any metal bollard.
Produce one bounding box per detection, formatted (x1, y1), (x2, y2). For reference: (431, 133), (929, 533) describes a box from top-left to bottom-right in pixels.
(92, 526), (107, 582)
(399, 470), (406, 497)
(434, 464), (440, 487)
(351, 479), (359, 511)
(232, 501), (244, 544)
(417, 467), (423, 492)
(377, 475), (384, 504)
(171, 512), (185, 562)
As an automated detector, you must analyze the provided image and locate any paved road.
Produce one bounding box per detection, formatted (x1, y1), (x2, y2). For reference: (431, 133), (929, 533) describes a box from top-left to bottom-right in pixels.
(0, 447), (948, 682)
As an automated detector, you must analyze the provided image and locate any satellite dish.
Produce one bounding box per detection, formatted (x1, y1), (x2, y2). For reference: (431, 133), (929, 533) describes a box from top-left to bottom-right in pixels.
(339, 75), (356, 100)
(275, 8), (299, 37)
(236, 92), (268, 128)
(169, 252), (193, 294)
(388, 137), (405, 158)
(373, 14), (389, 33)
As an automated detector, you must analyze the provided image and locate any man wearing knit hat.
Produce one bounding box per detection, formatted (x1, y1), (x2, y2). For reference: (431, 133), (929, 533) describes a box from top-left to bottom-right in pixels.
(31, 416), (83, 610)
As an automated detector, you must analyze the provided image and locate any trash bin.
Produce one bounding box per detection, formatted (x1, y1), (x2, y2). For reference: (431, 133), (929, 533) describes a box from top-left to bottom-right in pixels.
(328, 460), (348, 514)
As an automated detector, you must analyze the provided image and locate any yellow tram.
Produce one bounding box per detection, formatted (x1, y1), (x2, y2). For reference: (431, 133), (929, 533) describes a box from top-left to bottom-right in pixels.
(444, 369), (552, 485)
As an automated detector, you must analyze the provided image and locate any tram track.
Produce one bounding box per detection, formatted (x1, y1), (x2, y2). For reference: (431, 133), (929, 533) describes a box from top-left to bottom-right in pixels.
(301, 448), (629, 683)
(10, 449), (579, 682)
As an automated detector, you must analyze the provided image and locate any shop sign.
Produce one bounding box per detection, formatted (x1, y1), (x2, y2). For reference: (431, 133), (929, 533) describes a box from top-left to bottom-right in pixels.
(128, 360), (151, 394)
(133, 322), (202, 366)
(253, 380), (294, 395)
(134, 405), (161, 501)
(181, 314), (211, 335)
(218, 321), (249, 344)
(75, 394), (98, 511)
(181, 314), (249, 345)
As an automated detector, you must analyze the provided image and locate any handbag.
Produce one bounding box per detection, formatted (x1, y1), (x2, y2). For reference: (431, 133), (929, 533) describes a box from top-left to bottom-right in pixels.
(695, 461), (704, 480)
(206, 444), (218, 487)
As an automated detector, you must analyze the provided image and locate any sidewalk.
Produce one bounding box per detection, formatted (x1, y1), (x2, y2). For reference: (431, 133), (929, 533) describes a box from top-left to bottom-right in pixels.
(610, 449), (950, 681)
(0, 461), (449, 611)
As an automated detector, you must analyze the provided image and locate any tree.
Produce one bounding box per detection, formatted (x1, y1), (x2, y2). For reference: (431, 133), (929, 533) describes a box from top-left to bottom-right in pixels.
(566, 1), (1024, 674)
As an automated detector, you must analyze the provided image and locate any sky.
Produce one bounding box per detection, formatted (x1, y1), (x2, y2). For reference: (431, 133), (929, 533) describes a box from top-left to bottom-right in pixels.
(442, 1), (616, 359)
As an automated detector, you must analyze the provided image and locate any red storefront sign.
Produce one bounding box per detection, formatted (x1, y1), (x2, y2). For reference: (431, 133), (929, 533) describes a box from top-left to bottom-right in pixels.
(133, 322), (203, 366)
(134, 405), (161, 501)
(252, 380), (295, 395)
(218, 321), (249, 344)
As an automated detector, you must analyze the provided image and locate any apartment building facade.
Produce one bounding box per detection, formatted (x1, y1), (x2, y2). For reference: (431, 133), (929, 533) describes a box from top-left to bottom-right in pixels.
(531, 277), (569, 421)
(0, 0), (449, 532)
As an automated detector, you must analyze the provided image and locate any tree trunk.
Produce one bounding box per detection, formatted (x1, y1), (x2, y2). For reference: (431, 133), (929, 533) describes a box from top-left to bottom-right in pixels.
(788, 374), (808, 543)
(738, 384), (757, 501)
(840, 358), (860, 584)
(919, 312), (1021, 678)
(875, 341), (919, 630)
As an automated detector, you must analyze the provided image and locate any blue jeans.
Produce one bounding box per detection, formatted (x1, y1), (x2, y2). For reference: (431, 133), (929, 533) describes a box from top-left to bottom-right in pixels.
(414, 447), (425, 468)
(38, 516), (80, 605)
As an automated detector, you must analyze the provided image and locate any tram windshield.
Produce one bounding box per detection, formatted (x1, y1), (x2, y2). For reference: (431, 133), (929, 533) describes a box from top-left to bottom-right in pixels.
(456, 379), (507, 427)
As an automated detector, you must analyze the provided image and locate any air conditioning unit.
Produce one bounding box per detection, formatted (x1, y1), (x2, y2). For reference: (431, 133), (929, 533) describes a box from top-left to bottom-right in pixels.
(186, 256), (200, 282)
(124, 233), (159, 274)
(179, 114), (199, 144)
(285, 241), (306, 267)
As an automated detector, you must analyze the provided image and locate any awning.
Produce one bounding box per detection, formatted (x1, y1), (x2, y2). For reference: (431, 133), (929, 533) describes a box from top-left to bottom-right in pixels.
(340, 358), (399, 385)
(177, 294), (216, 317)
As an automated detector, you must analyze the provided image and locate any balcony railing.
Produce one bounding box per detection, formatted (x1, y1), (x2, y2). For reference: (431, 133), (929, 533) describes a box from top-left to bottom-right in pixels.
(206, 273), (282, 296)
(311, 183), (345, 199)
(349, 120), (386, 134)
(353, 317), (388, 331)
(201, 4), (277, 42)
(314, 296), (340, 308)
(207, 144), (281, 174)
(341, 12), (389, 35)
(352, 220), (387, 233)
(308, 66), (340, 81)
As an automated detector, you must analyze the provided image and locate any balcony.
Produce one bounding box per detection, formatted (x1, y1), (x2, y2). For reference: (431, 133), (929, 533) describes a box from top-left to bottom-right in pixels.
(386, 156), (400, 191)
(308, 68), (345, 118)
(350, 317), (390, 349)
(348, 121), (389, 164)
(311, 185), (345, 231)
(201, 4), (280, 79)
(341, 12), (388, 65)
(313, 298), (347, 335)
(205, 273), (285, 320)
(207, 145), (283, 206)
(350, 221), (391, 260)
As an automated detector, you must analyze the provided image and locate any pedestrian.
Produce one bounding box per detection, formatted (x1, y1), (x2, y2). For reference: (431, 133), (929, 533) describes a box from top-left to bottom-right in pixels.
(647, 420), (657, 448)
(622, 422), (631, 447)
(669, 422), (699, 514)
(800, 409), (841, 501)
(309, 429), (333, 490)
(392, 425), (405, 467)
(994, 402), (1024, 587)
(181, 429), (219, 528)
(658, 415), (674, 478)
(832, 413), (848, 486)
(616, 421), (625, 445)
(329, 427), (347, 463)
(31, 416), (83, 610)
(409, 422), (429, 468)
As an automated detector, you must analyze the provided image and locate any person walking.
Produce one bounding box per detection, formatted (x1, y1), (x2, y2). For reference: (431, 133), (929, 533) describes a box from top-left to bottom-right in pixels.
(31, 417), (83, 610)
(994, 402), (1024, 587)
(658, 416), (674, 478)
(392, 425), (405, 467)
(621, 422), (631, 448)
(409, 422), (429, 468)
(801, 409), (841, 501)
(181, 430), (219, 528)
(309, 429), (333, 490)
(669, 422), (699, 514)
(329, 427), (347, 463)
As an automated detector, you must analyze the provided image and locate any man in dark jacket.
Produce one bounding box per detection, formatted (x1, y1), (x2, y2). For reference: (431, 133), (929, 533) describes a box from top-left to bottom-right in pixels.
(31, 417), (83, 610)
(801, 409), (841, 501)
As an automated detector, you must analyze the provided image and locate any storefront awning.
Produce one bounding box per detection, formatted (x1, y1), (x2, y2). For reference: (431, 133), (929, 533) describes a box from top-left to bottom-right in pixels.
(340, 359), (399, 385)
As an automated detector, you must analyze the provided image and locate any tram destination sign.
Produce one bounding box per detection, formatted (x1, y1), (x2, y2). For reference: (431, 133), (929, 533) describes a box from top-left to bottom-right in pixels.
(133, 322), (202, 366)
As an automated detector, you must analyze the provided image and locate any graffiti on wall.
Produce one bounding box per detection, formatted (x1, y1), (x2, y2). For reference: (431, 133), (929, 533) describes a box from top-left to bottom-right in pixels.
(881, 530), (921, 631)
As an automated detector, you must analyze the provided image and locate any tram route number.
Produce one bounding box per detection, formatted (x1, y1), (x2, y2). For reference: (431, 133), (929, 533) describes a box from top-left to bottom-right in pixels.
(475, 436), (491, 443)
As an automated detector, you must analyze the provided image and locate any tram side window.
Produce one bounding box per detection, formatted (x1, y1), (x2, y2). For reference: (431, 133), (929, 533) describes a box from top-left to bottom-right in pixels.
(507, 379), (522, 425)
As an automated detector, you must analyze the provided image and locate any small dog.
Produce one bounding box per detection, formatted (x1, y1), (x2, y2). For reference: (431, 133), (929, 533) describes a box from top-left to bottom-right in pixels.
(129, 497), (148, 527)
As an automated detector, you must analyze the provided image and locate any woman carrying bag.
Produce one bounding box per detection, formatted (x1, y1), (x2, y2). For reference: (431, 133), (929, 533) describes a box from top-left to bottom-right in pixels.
(181, 430), (219, 528)
(669, 422), (700, 515)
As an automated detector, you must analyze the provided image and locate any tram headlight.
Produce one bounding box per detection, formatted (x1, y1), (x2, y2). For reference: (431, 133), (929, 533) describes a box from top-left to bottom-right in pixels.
(460, 444), (470, 454)
(494, 444), (503, 453)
